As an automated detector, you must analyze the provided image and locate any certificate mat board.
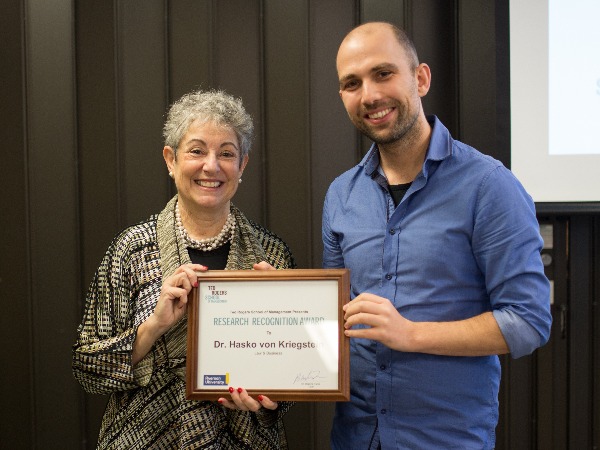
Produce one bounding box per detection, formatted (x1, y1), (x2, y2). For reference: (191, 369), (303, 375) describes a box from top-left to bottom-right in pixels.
(186, 269), (350, 401)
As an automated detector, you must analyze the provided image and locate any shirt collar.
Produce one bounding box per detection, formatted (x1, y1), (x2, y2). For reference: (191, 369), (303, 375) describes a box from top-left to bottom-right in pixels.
(359, 115), (452, 178)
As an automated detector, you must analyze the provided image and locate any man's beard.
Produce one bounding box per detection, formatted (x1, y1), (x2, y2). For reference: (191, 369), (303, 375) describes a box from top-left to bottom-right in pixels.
(353, 101), (420, 146)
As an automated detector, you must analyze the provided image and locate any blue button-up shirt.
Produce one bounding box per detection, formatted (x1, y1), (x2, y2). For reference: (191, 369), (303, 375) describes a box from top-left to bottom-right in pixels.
(323, 116), (552, 449)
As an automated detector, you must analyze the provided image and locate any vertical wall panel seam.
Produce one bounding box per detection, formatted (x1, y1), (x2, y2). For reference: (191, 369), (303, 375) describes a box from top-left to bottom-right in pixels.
(258, 0), (268, 226)
(21, 0), (37, 445)
(305, 11), (316, 440)
(164, 0), (170, 103)
(305, 0), (313, 267)
(403, 0), (412, 42)
(454, 0), (462, 141)
(70, 0), (82, 333)
(163, 0), (170, 103)
(590, 216), (600, 448)
(530, 345), (539, 449)
(163, 0), (171, 199)
(113, 0), (124, 229)
(70, 0), (81, 300)
(494, 0), (510, 168)
(209, 0), (215, 86)
(354, 0), (362, 162)
(70, 0), (86, 446)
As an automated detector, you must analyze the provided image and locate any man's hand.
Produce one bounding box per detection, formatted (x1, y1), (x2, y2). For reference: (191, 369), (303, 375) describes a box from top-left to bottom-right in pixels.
(343, 293), (415, 351)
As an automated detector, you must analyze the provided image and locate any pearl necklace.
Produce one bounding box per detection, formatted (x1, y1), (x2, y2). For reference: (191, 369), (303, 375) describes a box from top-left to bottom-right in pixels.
(175, 202), (235, 251)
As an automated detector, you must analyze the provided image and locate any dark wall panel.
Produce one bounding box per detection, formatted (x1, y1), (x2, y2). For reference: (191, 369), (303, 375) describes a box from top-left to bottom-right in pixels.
(457, 0), (497, 155)
(214, 0), (265, 224)
(75, 2), (119, 445)
(166, 0), (213, 207)
(412, 0), (458, 133)
(26, 0), (81, 447)
(76, 1), (119, 285)
(569, 216), (594, 449)
(535, 218), (568, 449)
(168, 0), (213, 100)
(361, 0), (406, 24)
(0, 0), (33, 448)
(263, 0), (311, 267)
(118, 0), (171, 225)
(308, 1), (357, 266)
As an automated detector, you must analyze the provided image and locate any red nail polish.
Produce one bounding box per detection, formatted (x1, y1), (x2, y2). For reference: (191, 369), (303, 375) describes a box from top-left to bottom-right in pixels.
(237, 387), (243, 393)
(228, 387), (234, 393)
(218, 399), (223, 404)
(257, 395), (264, 401)
(193, 282), (198, 288)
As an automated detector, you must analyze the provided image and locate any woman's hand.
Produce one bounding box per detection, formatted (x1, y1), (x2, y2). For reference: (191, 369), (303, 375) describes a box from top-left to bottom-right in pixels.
(132, 264), (207, 365)
(253, 261), (275, 271)
(218, 387), (278, 412)
(151, 263), (208, 334)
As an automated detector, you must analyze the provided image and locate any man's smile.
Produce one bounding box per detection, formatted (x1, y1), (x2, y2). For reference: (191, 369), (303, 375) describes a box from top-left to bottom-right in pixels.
(366, 107), (393, 120)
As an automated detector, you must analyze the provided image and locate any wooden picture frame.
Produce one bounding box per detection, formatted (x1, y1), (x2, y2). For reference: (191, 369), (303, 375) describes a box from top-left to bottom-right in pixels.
(186, 268), (350, 401)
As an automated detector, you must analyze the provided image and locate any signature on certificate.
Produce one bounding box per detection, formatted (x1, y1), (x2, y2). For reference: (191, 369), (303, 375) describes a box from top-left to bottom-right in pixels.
(293, 369), (327, 385)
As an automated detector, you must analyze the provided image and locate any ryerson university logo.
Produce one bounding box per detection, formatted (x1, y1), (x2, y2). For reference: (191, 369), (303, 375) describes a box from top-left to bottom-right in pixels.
(204, 373), (229, 386)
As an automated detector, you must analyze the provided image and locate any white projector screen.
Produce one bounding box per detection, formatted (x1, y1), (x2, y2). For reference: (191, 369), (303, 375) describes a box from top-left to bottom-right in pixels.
(510, 0), (600, 206)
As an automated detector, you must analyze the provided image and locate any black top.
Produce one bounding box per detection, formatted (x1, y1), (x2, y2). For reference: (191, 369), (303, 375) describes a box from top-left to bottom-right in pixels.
(187, 242), (230, 270)
(389, 182), (412, 206)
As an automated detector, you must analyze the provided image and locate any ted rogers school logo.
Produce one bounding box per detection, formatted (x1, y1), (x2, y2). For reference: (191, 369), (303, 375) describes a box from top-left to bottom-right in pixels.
(204, 373), (229, 386)
(205, 285), (228, 303)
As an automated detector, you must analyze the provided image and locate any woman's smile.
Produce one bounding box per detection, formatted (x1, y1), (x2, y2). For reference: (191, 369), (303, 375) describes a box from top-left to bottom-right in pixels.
(196, 179), (223, 188)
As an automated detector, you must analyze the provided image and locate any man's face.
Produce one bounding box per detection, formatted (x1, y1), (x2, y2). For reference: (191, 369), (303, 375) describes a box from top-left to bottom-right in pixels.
(336, 26), (426, 145)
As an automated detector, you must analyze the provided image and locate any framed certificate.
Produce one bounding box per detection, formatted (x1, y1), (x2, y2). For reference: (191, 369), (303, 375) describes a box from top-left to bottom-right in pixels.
(186, 268), (350, 401)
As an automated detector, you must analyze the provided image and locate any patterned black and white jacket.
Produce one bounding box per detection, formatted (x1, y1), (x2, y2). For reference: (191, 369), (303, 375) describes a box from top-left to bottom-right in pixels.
(73, 196), (296, 449)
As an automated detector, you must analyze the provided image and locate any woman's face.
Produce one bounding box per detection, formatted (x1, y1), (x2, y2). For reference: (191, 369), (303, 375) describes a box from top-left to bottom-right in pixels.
(163, 120), (248, 215)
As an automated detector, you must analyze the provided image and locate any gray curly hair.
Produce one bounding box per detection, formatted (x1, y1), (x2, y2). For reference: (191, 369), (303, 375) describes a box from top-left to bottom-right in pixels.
(162, 89), (254, 164)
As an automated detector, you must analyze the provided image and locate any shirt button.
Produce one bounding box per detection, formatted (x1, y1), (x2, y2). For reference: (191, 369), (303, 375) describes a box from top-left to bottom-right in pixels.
(389, 228), (395, 235)
(385, 274), (392, 280)
(380, 409), (387, 415)
(380, 364), (386, 370)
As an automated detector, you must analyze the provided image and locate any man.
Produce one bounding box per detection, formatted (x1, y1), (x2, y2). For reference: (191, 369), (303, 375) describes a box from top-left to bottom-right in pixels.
(322, 22), (552, 449)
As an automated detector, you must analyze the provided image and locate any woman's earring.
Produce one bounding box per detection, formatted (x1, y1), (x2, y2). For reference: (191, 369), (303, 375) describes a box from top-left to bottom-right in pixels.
(238, 178), (242, 184)
(169, 172), (174, 179)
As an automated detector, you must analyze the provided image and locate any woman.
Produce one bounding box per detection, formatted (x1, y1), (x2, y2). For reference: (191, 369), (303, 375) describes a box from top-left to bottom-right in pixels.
(72, 89), (296, 449)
